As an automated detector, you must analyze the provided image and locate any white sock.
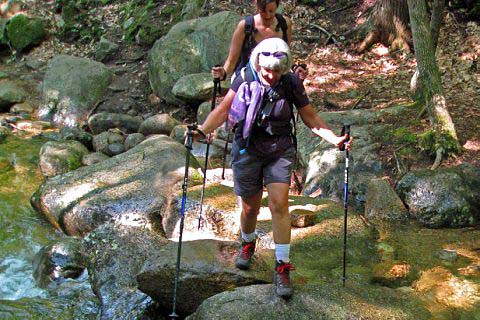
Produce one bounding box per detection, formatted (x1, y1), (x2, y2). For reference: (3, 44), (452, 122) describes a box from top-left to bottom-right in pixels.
(275, 244), (290, 263)
(241, 230), (256, 243)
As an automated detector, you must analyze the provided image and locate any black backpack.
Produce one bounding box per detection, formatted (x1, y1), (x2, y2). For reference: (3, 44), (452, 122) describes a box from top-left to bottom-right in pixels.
(234, 13), (289, 75)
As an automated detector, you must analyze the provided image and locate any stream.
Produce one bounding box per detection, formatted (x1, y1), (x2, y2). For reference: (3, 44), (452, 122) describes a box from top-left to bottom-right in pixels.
(0, 134), (97, 319)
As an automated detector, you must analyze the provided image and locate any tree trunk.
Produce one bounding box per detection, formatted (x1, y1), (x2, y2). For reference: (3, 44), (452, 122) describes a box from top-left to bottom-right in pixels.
(407, 0), (460, 168)
(411, 0), (446, 97)
(356, 0), (411, 53)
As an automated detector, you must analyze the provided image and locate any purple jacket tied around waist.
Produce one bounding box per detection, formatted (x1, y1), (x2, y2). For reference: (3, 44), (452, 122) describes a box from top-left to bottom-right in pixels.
(228, 81), (265, 140)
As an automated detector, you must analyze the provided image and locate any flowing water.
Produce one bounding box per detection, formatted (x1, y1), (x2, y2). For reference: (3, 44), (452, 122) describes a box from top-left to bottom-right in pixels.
(0, 134), (97, 319)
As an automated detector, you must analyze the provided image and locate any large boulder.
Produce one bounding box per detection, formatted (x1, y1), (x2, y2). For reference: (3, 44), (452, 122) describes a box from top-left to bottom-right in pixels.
(6, 14), (46, 52)
(187, 284), (430, 320)
(39, 55), (113, 127)
(31, 135), (200, 236)
(396, 164), (480, 228)
(298, 105), (410, 205)
(137, 239), (271, 317)
(148, 11), (239, 103)
(83, 223), (165, 320)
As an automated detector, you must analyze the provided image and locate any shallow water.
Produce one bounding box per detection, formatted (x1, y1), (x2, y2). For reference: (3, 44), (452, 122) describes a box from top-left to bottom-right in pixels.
(0, 135), (96, 318)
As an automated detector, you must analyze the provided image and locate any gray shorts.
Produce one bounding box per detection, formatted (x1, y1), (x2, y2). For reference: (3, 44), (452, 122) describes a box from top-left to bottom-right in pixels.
(231, 142), (295, 197)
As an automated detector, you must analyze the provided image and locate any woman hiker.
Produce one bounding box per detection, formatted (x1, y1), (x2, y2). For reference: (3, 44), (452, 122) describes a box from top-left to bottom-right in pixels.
(194, 38), (351, 298)
(211, 0), (308, 82)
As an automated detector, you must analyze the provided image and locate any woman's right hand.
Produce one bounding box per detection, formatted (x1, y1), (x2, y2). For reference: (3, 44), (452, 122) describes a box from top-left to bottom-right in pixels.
(211, 66), (226, 80)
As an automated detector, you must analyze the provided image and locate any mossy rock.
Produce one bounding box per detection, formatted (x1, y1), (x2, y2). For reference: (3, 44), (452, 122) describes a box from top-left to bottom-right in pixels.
(6, 14), (47, 52)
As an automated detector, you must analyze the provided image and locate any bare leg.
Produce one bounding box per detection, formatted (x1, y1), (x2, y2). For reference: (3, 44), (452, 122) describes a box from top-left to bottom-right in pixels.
(240, 190), (263, 234)
(266, 183), (290, 244)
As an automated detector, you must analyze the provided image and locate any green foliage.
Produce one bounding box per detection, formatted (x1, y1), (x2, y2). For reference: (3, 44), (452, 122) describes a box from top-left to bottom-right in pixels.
(55, 0), (105, 42)
(381, 126), (418, 146)
(418, 129), (461, 158)
(121, 0), (185, 45)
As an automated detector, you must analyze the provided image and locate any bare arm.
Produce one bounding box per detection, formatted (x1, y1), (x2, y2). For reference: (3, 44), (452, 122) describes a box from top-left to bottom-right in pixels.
(298, 104), (346, 148)
(285, 16), (293, 45)
(198, 89), (236, 136)
(212, 20), (246, 79)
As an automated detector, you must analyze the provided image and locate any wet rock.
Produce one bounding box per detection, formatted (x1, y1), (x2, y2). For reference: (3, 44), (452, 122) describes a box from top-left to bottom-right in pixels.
(137, 239), (271, 317)
(88, 112), (142, 135)
(413, 267), (480, 309)
(33, 237), (85, 288)
(31, 135), (200, 236)
(396, 164), (480, 228)
(290, 209), (316, 227)
(138, 113), (180, 136)
(39, 140), (89, 177)
(187, 283), (430, 320)
(83, 223), (164, 320)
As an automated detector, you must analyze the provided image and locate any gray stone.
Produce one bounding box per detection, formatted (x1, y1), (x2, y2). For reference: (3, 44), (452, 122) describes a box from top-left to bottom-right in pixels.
(39, 55), (113, 127)
(95, 36), (119, 62)
(39, 140), (89, 177)
(396, 164), (480, 228)
(92, 131), (124, 154)
(173, 73), (230, 102)
(10, 101), (34, 114)
(170, 124), (188, 144)
(187, 283), (430, 320)
(31, 135), (200, 236)
(137, 239), (271, 317)
(0, 80), (28, 110)
(138, 113), (180, 136)
(60, 126), (93, 150)
(148, 11), (240, 103)
(88, 112), (142, 135)
(365, 178), (408, 222)
(105, 142), (125, 157)
(82, 152), (110, 166)
(33, 237), (85, 288)
(124, 133), (145, 150)
(197, 100), (211, 125)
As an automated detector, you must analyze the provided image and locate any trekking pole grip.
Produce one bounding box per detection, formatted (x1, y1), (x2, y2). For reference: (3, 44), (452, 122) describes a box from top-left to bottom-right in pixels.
(339, 124), (351, 151)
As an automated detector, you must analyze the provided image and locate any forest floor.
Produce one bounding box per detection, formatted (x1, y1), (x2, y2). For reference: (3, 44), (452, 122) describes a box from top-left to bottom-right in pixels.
(4, 0), (480, 180)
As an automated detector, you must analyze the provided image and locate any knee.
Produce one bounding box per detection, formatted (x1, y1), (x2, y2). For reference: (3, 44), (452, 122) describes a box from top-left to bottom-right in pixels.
(268, 199), (288, 217)
(243, 206), (259, 217)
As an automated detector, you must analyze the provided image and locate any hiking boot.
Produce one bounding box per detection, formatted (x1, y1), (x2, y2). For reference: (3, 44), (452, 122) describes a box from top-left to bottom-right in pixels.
(274, 260), (295, 298)
(235, 240), (256, 270)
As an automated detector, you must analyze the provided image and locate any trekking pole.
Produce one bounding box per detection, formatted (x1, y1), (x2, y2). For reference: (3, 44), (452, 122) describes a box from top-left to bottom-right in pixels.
(340, 124), (351, 287)
(221, 128), (231, 180)
(170, 124), (205, 319)
(197, 76), (220, 229)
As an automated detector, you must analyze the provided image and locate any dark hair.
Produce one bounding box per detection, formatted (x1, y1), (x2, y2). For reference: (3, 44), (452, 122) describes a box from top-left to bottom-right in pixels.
(256, 0), (280, 11)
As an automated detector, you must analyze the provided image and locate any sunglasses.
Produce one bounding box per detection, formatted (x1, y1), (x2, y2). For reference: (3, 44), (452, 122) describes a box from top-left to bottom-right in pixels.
(260, 51), (286, 58)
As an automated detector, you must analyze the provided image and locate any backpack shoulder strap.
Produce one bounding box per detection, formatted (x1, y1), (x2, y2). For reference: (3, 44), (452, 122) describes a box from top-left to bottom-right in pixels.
(243, 15), (255, 50)
(275, 13), (289, 43)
